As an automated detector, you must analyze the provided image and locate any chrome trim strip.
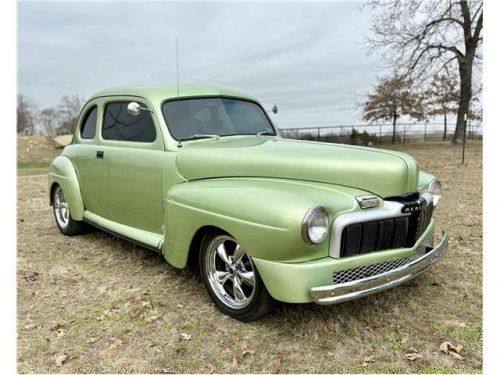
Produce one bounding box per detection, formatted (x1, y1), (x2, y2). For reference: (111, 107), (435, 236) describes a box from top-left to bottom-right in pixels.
(310, 231), (448, 305)
(329, 201), (409, 258)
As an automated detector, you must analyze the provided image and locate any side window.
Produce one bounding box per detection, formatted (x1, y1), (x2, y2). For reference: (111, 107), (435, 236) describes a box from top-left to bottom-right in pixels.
(102, 102), (156, 142)
(80, 106), (98, 139)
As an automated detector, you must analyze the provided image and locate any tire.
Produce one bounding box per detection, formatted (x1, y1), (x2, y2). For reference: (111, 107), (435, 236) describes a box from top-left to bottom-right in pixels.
(52, 184), (86, 236)
(199, 231), (275, 321)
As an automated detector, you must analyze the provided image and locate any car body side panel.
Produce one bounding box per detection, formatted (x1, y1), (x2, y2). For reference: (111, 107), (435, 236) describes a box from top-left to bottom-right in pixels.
(48, 156), (85, 220)
(163, 178), (367, 268)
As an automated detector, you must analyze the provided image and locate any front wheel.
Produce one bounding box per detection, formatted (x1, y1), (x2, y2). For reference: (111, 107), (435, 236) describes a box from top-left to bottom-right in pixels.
(52, 185), (86, 236)
(199, 232), (275, 321)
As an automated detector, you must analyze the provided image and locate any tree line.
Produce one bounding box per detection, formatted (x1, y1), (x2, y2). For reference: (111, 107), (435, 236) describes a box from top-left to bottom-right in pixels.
(362, 70), (481, 144)
(17, 94), (85, 137)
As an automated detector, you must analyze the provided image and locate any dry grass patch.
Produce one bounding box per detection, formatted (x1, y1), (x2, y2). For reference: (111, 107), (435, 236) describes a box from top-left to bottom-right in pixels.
(17, 141), (482, 373)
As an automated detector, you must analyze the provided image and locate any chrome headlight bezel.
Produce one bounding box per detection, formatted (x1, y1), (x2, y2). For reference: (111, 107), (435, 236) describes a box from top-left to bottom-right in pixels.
(302, 206), (329, 245)
(427, 178), (442, 206)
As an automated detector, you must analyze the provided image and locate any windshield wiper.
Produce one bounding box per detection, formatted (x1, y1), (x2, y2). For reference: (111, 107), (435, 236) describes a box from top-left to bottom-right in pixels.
(177, 134), (220, 147)
(256, 131), (275, 136)
(181, 134), (220, 141)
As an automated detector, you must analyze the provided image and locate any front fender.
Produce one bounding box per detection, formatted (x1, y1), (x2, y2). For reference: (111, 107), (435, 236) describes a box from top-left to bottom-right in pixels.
(163, 178), (362, 268)
(418, 170), (438, 192)
(48, 156), (84, 220)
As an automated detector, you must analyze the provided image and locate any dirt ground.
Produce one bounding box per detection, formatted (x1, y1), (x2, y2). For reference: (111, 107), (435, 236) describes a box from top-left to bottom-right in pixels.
(17, 139), (482, 373)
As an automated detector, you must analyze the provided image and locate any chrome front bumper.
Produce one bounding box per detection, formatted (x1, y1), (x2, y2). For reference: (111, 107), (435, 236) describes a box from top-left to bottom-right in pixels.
(310, 231), (448, 305)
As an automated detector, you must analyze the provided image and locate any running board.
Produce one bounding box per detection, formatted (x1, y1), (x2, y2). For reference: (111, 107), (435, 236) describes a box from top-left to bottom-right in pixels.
(83, 211), (163, 253)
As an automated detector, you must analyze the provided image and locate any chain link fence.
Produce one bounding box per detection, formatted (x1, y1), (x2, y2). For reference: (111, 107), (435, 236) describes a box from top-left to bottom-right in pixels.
(279, 122), (483, 145)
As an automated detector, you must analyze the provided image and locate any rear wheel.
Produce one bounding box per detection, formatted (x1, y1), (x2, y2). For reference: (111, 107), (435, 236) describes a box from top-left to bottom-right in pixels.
(52, 185), (86, 236)
(199, 232), (275, 321)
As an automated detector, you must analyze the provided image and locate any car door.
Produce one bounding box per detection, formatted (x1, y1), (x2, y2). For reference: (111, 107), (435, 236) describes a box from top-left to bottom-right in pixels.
(81, 97), (165, 235)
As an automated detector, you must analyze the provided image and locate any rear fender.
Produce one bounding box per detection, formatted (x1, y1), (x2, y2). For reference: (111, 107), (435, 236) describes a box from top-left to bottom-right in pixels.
(48, 156), (85, 220)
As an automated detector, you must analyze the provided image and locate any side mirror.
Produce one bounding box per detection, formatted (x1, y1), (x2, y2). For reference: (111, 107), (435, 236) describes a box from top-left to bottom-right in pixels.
(127, 102), (142, 116)
(127, 102), (154, 116)
(271, 104), (278, 114)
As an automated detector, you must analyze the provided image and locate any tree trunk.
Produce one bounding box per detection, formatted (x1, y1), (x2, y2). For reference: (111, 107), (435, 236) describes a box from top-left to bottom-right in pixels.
(392, 113), (397, 144)
(443, 113), (447, 141)
(452, 58), (473, 144)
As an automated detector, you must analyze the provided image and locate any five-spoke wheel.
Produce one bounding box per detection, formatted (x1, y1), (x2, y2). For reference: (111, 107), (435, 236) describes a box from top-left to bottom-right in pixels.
(199, 232), (275, 321)
(51, 184), (86, 236)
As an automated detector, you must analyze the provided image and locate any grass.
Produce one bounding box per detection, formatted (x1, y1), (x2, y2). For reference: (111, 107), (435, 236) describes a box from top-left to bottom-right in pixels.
(17, 137), (482, 373)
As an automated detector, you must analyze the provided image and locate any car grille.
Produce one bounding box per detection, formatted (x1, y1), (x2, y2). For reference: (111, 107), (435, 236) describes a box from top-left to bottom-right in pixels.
(333, 232), (433, 284)
(339, 197), (433, 258)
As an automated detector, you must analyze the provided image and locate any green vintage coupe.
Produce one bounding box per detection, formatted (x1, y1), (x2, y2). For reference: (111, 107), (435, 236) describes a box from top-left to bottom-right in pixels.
(49, 84), (447, 321)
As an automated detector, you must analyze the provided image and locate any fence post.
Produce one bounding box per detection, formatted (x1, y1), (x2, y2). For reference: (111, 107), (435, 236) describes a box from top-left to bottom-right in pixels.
(317, 127), (320, 141)
(403, 124), (406, 143)
(351, 127), (354, 145)
(379, 124), (382, 144)
(424, 123), (427, 143)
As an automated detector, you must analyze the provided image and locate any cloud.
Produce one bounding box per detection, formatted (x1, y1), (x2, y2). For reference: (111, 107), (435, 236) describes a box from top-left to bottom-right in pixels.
(18, 1), (382, 127)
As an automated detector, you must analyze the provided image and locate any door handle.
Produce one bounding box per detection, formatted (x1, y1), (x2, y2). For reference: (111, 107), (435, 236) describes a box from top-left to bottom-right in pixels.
(96, 150), (104, 159)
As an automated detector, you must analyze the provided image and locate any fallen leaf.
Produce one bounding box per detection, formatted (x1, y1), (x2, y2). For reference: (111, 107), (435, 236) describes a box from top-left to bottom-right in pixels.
(274, 353), (282, 368)
(144, 315), (159, 323)
(440, 341), (465, 359)
(141, 301), (152, 308)
(56, 328), (65, 337)
(51, 323), (65, 331)
(179, 333), (191, 340)
(362, 355), (375, 367)
(86, 337), (98, 344)
(24, 323), (35, 330)
(450, 351), (464, 360)
(405, 353), (423, 361)
(96, 315), (106, 321)
(55, 354), (68, 367)
(440, 341), (452, 353)
(109, 339), (123, 350)
(231, 356), (238, 368)
(176, 304), (184, 309)
(207, 362), (216, 373)
(241, 349), (254, 357)
(104, 306), (120, 317)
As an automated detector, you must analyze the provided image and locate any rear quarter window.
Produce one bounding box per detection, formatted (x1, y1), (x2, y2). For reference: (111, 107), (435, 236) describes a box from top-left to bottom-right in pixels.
(80, 106), (98, 139)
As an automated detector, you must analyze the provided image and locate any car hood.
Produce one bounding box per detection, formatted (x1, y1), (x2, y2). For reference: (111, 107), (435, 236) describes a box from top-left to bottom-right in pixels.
(176, 137), (419, 197)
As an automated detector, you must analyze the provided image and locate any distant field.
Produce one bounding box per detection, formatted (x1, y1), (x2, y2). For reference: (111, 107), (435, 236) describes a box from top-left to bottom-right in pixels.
(17, 137), (482, 373)
(17, 136), (62, 175)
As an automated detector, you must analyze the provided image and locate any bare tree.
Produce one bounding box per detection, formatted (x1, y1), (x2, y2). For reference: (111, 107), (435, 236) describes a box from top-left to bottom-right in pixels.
(363, 74), (426, 143)
(365, 0), (482, 144)
(39, 108), (60, 137)
(17, 94), (37, 135)
(56, 95), (85, 135)
(426, 72), (460, 140)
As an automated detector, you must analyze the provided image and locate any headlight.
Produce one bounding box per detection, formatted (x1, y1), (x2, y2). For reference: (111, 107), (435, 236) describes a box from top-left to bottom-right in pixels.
(302, 206), (329, 245)
(428, 179), (442, 206)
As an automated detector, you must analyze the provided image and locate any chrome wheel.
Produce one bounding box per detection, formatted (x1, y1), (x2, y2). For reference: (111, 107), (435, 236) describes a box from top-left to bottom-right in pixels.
(54, 186), (70, 229)
(205, 235), (256, 309)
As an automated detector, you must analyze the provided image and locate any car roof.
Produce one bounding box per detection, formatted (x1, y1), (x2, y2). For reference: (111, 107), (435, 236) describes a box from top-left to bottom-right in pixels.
(89, 84), (258, 103)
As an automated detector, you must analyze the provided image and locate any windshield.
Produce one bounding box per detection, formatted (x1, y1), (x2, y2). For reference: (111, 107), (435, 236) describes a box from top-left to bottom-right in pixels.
(162, 97), (276, 140)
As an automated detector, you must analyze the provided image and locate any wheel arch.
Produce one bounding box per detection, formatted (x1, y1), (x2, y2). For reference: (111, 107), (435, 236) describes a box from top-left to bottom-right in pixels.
(48, 156), (85, 220)
(186, 225), (229, 271)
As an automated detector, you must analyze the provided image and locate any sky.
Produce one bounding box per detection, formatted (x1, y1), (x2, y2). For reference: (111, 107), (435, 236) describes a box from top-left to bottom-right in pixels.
(17, 1), (383, 129)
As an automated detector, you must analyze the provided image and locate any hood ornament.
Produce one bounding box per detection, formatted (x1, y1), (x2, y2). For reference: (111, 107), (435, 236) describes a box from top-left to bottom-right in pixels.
(356, 195), (379, 209)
